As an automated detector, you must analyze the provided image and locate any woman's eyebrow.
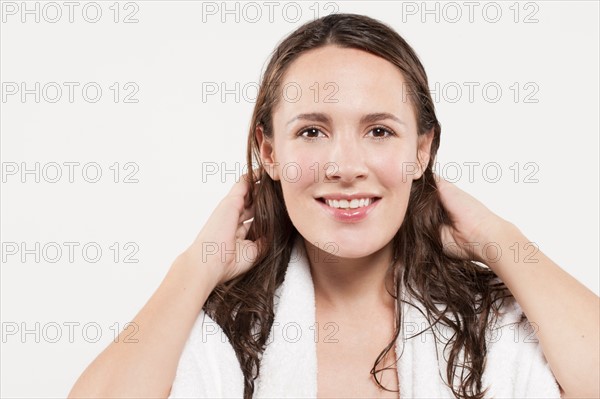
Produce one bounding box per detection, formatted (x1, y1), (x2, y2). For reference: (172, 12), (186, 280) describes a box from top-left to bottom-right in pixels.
(360, 112), (406, 126)
(286, 112), (331, 126)
(286, 112), (406, 126)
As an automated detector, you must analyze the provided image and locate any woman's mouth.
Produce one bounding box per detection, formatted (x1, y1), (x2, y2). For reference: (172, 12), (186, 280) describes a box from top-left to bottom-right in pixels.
(315, 196), (381, 223)
(323, 197), (375, 209)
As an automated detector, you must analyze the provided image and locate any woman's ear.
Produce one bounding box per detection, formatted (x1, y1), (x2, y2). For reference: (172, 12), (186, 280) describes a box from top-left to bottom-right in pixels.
(256, 124), (280, 181)
(415, 128), (435, 180)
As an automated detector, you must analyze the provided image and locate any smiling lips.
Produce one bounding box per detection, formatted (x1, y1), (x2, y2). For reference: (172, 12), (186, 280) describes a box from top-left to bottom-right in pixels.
(316, 194), (381, 222)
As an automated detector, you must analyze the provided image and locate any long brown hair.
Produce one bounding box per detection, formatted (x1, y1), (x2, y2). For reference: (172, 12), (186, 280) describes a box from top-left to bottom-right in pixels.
(204, 13), (512, 399)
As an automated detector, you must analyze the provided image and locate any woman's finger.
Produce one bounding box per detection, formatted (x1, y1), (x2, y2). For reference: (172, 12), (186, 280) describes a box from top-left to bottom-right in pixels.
(227, 172), (252, 200)
(235, 218), (253, 240)
(239, 206), (255, 224)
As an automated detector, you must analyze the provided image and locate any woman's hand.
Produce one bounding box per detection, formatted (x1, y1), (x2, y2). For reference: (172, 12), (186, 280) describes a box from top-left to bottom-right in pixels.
(435, 173), (513, 264)
(179, 171), (262, 287)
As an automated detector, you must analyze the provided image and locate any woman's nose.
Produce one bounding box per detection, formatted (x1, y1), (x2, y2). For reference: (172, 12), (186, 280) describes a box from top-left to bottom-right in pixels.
(324, 136), (368, 183)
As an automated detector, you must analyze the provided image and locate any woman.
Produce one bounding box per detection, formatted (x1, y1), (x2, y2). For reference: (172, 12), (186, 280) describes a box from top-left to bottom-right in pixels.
(69, 13), (599, 399)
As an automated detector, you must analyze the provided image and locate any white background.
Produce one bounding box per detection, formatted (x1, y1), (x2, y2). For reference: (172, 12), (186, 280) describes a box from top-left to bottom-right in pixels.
(1, 1), (598, 397)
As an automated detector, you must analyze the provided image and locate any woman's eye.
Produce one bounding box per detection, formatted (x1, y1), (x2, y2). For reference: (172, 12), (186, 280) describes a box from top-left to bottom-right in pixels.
(299, 127), (325, 140)
(368, 127), (395, 139)
(298, 126), (395, 140)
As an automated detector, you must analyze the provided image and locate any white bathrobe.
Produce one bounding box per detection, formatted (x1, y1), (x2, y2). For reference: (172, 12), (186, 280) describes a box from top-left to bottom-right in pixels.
(169, 237), (562, 398)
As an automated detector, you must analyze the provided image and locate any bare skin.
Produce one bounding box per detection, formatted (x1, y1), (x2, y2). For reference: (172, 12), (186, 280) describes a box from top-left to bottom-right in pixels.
(315, 289), (400, 398)
(306, 239), (401, 398)
(69, 44), (599, 398)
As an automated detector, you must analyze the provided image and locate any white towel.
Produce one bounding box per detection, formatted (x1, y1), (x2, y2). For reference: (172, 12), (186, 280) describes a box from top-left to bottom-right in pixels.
(169, 237), (561, 398)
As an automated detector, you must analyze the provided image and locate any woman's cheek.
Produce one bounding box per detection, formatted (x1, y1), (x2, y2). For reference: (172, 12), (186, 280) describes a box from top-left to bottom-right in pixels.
(289, 155), (325, 186)
(275, 154), (320, 201)
(372, 151), (412, 184)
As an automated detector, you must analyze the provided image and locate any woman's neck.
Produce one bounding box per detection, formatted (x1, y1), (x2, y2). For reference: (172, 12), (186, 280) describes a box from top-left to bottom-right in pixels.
(303, 239), (397, 316)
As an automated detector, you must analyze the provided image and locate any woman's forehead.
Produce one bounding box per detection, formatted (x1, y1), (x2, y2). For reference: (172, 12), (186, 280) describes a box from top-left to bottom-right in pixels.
(274, 46), (415, 120)
(281, 45), (408, 93)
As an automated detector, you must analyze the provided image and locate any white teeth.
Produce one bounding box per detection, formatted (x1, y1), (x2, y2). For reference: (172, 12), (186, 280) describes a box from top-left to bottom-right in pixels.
(324, 198), (374, 209)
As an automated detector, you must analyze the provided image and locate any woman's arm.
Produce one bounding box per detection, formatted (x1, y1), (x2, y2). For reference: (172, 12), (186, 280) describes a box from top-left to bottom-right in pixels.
(434, 174), (599, 398)
(67, 256), (221, 398)
(68, 173), (259, 398)
(479, 223), (599, 399)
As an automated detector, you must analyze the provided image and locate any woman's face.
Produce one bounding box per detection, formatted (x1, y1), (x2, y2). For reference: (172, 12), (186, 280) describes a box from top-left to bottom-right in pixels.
(259, 45), (433, 258)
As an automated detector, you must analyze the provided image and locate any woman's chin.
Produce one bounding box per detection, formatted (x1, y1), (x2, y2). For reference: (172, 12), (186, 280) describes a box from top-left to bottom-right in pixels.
(302, 233), (389, 260)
